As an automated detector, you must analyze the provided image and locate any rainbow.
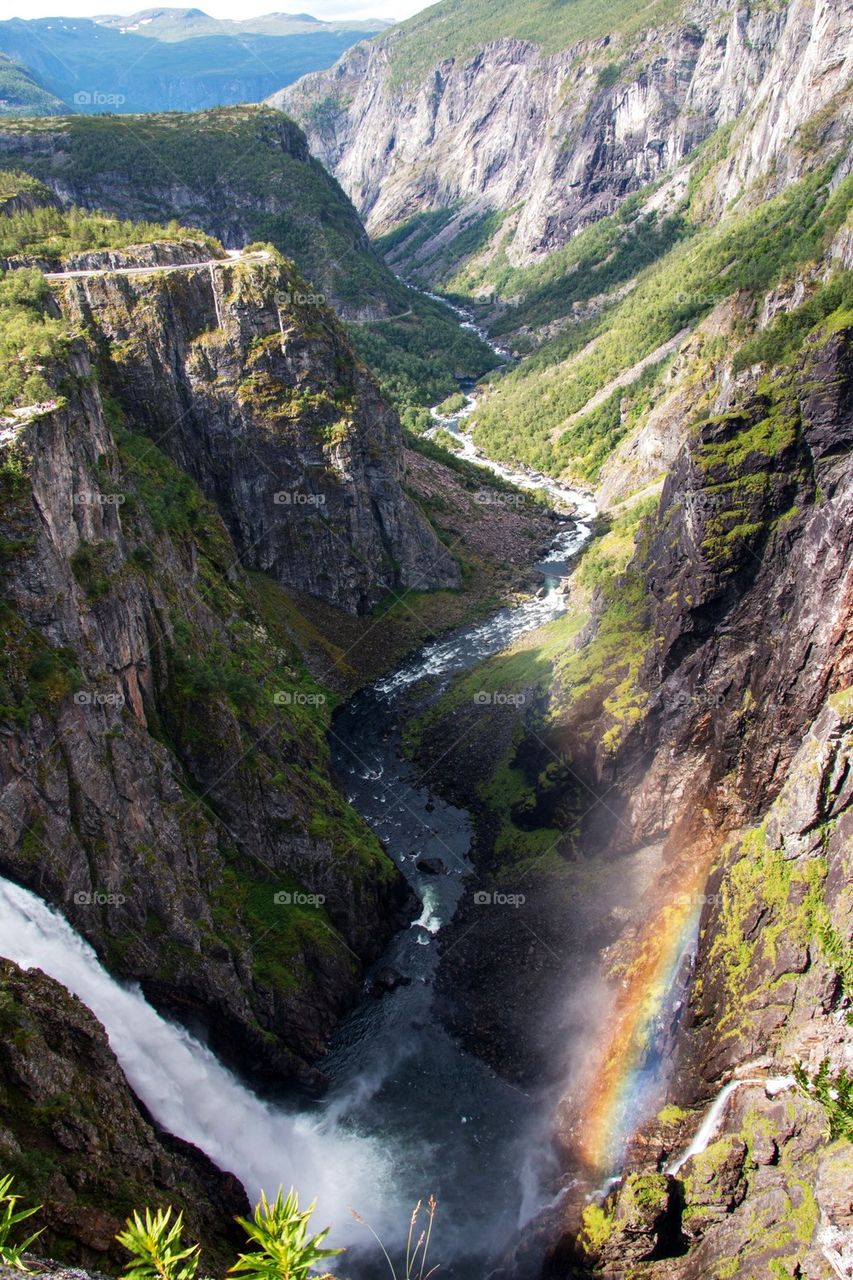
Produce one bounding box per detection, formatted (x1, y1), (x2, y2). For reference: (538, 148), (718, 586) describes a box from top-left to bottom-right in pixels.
(574, 858), (711, 1172)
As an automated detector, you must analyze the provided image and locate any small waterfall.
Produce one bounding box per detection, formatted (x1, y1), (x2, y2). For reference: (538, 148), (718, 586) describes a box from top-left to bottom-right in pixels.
(667, 1073), (796, 1175)
(0, 875), (397, 1245)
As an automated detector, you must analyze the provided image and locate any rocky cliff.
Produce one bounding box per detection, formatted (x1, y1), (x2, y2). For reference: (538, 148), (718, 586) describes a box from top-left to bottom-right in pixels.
(56, 248), (459, 614)
(276, 0), (853, 278)
(0, 242), (441, 1089)
(403, 227), (852, 1274)
(0, 960), (248, 1270)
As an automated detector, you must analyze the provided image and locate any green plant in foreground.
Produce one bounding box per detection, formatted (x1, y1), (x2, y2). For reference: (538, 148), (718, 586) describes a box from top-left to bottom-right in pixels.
(351, 1196), (439, 1280)
(230, 1189), (341, 1280)
(0, 1175), (43, 1271)
(117, 1208), (200, 1280)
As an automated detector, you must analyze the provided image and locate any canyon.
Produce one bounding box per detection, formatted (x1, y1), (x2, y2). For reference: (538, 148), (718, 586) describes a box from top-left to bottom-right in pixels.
(0, 0), (851, 1276)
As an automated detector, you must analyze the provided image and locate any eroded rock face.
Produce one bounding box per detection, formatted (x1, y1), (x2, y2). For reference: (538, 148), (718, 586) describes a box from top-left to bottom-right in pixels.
(0, 960), (248, 1270)
(58, 253), (458, 615)
(276, 0), (853, 272)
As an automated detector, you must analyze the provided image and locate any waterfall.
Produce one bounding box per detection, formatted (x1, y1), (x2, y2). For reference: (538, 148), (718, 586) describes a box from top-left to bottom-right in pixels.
(666, 1073), (796, 1175)
(0, 875), (396, 1245)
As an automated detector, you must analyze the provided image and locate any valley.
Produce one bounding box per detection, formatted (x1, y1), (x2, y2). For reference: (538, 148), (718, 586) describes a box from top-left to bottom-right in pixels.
(0, 1), (851, 1278)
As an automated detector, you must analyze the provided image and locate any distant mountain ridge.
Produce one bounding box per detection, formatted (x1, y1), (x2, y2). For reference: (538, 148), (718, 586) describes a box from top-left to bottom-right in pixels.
(0, 9), (390, 115)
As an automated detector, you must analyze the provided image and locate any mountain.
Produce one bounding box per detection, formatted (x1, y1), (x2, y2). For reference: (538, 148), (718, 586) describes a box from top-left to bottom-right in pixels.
(0, 52), (67, 117)
(275, 0), (852, 275)
(0, 187), (555, 1264)
(93, 8), (389, 40)
(0, 10), (389, 116)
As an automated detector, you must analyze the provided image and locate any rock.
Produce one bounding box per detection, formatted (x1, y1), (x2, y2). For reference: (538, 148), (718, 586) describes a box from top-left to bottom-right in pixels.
(60, 253), (458, 615)
(277, 0), (852, 272)
(416, 857), (447, 875)
(370, 966), (412, 996)
(0, 315), (417, 1088)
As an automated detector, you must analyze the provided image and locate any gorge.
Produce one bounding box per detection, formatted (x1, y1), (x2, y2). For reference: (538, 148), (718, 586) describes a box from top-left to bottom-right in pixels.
(0, 0), (852, 1277)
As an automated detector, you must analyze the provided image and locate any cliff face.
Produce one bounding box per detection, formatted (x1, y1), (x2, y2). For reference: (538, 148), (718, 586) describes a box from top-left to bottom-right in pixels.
(407, 269), (852, 1273)
(0, 961), (248, 1270)
(0, 249), (428, 1088)
(277, 0), (853, 274)
(57, 251), (459, 614)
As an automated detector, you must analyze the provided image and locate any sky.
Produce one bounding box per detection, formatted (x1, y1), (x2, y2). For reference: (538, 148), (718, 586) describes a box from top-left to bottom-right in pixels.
(0, 0), (431, 21)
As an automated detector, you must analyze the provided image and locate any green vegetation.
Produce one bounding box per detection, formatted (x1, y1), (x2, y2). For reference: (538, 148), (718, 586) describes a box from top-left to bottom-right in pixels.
(0, 110), (497, 414)
(579, 1202), (614, 1254)
(434, 392), (468, 415)
(0, 52), (65, 117)
(0, 204), (220, 263)
(348, 297), (495, 423)
(732, 269), (853, 373)
(230, 1190), (340, 1280)
(657, 1103), (690, 1125)
(117, 1209), (200, 1280)
(0, 267), (69, 411)
(461, 165), (851, 479)
(0, 1174), (42, 1270)
(792, 1060), (853, 1141)
(384, 0), (684, 86)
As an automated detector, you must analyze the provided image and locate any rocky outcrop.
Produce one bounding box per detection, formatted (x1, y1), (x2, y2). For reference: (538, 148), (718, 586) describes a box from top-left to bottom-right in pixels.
(0, 961), (248, 1271)
(276, 0), (853, 274)
(0, 279), (418, 1087)
(55, 250), (458, 614)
